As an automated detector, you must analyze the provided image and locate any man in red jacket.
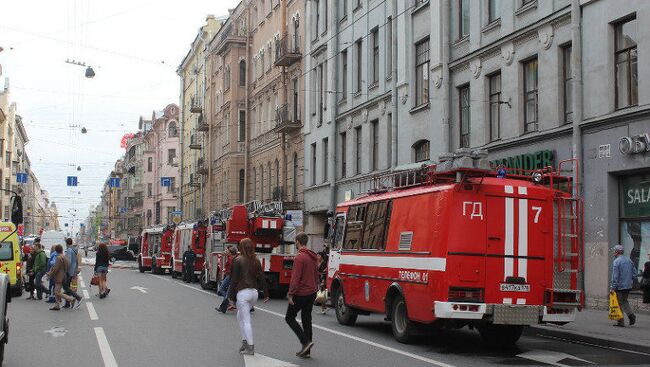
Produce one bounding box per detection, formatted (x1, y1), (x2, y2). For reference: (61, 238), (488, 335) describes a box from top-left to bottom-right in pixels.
(285, 232), (319, 358)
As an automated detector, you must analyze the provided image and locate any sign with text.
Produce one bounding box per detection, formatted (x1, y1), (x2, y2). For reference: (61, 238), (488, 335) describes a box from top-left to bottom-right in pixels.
(161, 177), (172, 187)
(16, 173), (27, 184)
(109, 177), (121, 188)
(490, 150), (555, 172)
(620, 174), (650, 218)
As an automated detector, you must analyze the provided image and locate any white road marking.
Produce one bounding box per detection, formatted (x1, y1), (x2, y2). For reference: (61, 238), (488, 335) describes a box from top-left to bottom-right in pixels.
(130, 286), (148, 293)
(83, 289), (90, 299)
(79, 275), (83, 281)
(517, 350), (594, 367)
(80, 280), (87, 289)
(94, 327), (119, 367)
(87, 302), (99, 321)
(151, 274), (456, 367)
(536, 334), (650, 357)
(243, 353), (298, 367)
(44, 326), (67, 337)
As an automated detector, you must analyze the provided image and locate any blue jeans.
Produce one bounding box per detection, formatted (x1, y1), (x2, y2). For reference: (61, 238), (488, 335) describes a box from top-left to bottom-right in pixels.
(218, 276), (231, 312)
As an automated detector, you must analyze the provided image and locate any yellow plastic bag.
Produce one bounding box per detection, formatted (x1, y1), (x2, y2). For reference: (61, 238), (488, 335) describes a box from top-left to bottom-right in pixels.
(609, 292), (623, 320)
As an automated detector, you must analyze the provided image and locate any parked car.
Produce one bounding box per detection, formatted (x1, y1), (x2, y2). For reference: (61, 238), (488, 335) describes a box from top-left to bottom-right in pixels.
(107, 245), (136, 262)
(0, 273), (11, 364)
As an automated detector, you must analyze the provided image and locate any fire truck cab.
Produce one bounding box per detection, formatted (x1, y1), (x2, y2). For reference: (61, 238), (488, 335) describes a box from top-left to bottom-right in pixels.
(138, 226), (174, 274)
(327, 156), (583, 345)
(200, 219), (227, 290)
(171, 221), (207, 280)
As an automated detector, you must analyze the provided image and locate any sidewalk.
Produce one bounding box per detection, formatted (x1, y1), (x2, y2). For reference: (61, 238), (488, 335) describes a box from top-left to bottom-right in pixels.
(529, 309), (650, 354)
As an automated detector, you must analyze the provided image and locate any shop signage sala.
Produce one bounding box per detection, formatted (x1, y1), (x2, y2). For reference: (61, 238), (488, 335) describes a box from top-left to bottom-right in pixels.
(619, 133), (650, 155)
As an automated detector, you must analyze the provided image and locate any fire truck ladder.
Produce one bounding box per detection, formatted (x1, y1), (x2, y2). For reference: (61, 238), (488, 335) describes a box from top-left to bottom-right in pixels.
(550, 196), (584, 307)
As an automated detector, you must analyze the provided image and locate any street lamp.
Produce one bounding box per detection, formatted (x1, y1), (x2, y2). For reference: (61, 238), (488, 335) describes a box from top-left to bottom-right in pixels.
(65, 59), (96, 79)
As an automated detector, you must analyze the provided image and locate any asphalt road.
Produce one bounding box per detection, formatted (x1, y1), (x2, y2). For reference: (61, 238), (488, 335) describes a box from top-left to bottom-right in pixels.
(4, 265), (650, 367)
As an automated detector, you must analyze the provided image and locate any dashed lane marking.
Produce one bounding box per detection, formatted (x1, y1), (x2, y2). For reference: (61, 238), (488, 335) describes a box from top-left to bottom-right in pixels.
(83, 289), (90, 299)
(80, 280), (86, 289)
(150, 274), (455, 367)
(87, 302), (99, 321)
(94, 327), (118, 367)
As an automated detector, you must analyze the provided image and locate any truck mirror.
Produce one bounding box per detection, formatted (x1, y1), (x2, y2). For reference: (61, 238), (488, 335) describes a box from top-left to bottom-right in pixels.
(323, 222), (331, 241)
(11, 195), (23, 225)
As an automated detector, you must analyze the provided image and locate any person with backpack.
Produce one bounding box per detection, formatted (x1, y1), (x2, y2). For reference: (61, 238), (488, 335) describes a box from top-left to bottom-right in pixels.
(45, 248), (58, 303)
(63, 238), (83, 309)
(228, 238), (269, 356)
(46, 245), (75, 311)
(33, 242), (48, 300)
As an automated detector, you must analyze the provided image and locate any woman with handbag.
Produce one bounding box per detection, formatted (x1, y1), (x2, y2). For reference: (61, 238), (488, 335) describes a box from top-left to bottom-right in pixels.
(642, 251), (650, 304)
(95, 244), (111, 298)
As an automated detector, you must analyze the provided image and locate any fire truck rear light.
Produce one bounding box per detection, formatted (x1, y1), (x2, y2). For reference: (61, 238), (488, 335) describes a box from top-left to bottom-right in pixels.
(448, 287), (484, 302)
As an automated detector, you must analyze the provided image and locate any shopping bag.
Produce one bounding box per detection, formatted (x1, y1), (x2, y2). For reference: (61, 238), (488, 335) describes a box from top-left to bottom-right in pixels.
(608, 292), (623, 320)
(315, 289), (328, 305)
(90, 274), (100, 286)
(41, 274), (50, 290)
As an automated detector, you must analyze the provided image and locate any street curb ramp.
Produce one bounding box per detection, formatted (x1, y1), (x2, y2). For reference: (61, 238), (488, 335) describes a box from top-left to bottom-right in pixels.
(526, 325), (650, 355)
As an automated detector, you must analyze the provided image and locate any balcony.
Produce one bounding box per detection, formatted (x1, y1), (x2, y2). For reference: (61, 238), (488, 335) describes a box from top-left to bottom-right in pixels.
(188, 135), (202, 150)
(274, 35), (302, 67)
(197, 158), (208, 175)
(273, 104), (301, 132)
(188, 173), (201, 188)
(190, 96), (203, 113)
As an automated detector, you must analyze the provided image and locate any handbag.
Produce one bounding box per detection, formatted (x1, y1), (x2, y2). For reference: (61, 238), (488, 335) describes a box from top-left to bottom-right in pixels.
(90, 273), (100, 286)
(608, 292), (623, 320)
(640, 277), (650, 289)
(315, 289), (328, 305)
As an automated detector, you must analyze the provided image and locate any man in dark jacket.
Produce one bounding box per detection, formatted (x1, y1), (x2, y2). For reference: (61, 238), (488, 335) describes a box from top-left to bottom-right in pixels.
(285, 232), (319, 358)
(33, 241), (48, 300)
(182, 247), (196, 283)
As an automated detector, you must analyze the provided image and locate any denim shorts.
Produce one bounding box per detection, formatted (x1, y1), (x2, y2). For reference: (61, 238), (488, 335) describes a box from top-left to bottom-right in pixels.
(96, 266), (108, 274)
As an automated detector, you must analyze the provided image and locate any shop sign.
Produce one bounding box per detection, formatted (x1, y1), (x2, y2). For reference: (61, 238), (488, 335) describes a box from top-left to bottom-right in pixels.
(619, 134), (650, 155)
(620, 175), (650, 218)
(490, 150), (555, 172)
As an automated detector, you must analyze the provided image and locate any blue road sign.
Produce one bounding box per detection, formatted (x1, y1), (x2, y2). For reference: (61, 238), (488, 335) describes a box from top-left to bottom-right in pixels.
(109, 177), (121, 188)
(119, 207), (128, 213)
(16, 172), (28, 184)
(171, 210), (183, 215)
(67, 176), (78, 187)
(161, 177), (172, 187)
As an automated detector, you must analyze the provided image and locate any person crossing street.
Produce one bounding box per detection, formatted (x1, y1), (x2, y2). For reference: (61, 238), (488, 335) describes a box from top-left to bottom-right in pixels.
(33, 241), (48, 300)
(285, 232), (320, 359)
(63, 238), (83, 309)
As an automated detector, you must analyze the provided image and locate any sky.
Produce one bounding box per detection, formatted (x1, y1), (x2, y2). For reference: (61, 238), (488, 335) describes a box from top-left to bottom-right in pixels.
(0, 0), (239, 237)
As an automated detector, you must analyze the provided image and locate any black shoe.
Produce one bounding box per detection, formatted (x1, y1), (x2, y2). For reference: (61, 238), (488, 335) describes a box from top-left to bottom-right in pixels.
(62, 303), (71, 309)
(297, 342), (314, 358)
(629, 314), (636, 326)
(250, 307), (255, 312)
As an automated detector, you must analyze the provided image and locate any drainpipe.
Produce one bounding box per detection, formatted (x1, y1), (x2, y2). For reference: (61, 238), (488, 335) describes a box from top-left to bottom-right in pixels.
(571, 0), (583, 199)
(391, 0), (398, 168)
(441, 0), (451, 155)
(328, 0), (340, 213)
(244, 8), (251, 203)
(281, 0), (288, 203)
(178, 72), (185, 219)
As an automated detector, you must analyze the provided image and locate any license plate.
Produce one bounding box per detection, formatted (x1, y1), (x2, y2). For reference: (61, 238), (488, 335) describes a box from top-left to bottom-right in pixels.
(500, 283), (530, 292)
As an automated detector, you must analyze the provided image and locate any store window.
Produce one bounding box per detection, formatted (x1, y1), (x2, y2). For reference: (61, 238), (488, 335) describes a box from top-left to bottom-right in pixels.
(619, 174), (650, 290)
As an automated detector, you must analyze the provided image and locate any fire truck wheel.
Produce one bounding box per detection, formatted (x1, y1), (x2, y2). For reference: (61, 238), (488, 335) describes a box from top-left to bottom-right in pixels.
(478, 325), (524, 347)
(334, 287), (357, 326)
(391, 295), (413, 343)
(171, 270), (178, 279)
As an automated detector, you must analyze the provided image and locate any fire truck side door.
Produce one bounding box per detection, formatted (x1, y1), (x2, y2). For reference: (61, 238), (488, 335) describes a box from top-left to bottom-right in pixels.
(328, 214), (346, 283)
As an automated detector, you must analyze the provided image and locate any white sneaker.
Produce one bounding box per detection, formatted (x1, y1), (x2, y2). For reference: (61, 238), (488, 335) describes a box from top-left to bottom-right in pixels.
(74, 298), (84, 310)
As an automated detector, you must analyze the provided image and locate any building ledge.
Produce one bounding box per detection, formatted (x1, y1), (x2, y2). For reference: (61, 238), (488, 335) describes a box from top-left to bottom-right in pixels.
(515, 1), (537, 17)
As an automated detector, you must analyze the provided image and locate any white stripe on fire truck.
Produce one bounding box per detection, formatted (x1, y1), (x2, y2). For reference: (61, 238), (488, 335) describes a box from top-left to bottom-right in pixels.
(518, 198), (528, 280)
(340, 255), (446, 272)
(504, 197), (514, 280)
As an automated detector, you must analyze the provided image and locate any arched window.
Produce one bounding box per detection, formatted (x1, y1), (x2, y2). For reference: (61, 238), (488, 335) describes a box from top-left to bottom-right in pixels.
(267, 162), (272, 200)
(292, 152), (298, 201)
(239, 169), (245, 203)
(260, 165), (265, 200)
(252, 167), (257, 200)
(274, 159), (280, 199)
(413, 140), (430, 163)
(239, 60), (246, 86)
(168, 122), (178, 137)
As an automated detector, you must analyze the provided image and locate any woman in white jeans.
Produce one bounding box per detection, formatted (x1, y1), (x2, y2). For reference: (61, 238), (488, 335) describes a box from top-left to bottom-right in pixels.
(227, 238), (269, 355)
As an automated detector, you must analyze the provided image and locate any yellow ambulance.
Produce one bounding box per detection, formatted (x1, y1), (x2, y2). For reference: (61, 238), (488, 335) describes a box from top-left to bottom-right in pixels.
(0, 222), (22, 296)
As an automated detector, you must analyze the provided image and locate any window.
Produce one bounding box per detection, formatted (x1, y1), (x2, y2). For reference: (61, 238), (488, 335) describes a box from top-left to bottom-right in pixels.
(341, 132), (347, 178)
(147, 157), (153, 172)
(239, 169), (245, 203)
(318, 63), (325, 125)
(323, 0), (328, 34)
(168, 149), (176, 165)
(169, 177), (176, 193)
(361, 201), (391, 250)
(323, 138), (329, 183)
(239, 60), (246, 86)
(5, 152), (10, 167)
(292, 153), (298, 201)
(344, 205), (367, 250)
(459, 85), (471, 148)
(371, 28), (379, 85)
(355, 39), (363, 93)
(523, 58), (539, 132)
(341, 50), (348, 100)
(386, 17), (392, 77)
(413, 140), (430, 162)
(274, 159), (280, 199)
(488, 0), (500, 23)
(168, 122), (178, 137)
(147, 183), (152, 198)
(459, 0), (470, 38)
(415, 39), (430, 107)
(313, 0), (320, 41)
(260, 165), (265, 199)
(267, 162), (272, 200)
(311, 143), (317, 185)
(238, 110), (246, 142)
(0, 242), (14, 261)
(252, 168), (257, 199)
(521, 0), (535, 6)
(489, 72), (501, 141)
(371, 120), (379, 171)
(224, 66), (231, 90)
(355, 126), (362, 174)
(341, 0), (348, 19)
(615, 16), (638, 109)
(562, 45), (573, 123)
(4, 178), (8, 191)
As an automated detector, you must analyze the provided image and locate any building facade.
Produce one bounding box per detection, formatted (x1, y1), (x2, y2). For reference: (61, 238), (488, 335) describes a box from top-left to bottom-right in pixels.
(178, 16), (223, 221)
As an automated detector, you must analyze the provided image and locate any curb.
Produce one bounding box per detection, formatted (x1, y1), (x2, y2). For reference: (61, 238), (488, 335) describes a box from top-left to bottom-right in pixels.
(526, 325), (650, 355)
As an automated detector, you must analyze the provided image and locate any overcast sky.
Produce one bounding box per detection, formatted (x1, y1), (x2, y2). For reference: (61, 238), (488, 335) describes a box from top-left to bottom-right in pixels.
(0, 0), (239, 237)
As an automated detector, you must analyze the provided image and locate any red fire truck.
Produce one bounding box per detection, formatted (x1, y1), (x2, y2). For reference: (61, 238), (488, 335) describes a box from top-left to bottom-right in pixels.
(327, 158), (583, 345)
(200, 221), (226, 290)
(171, 221), (207, 280)
(138, 226), (174, 274)
(207, 201), (295, 294)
